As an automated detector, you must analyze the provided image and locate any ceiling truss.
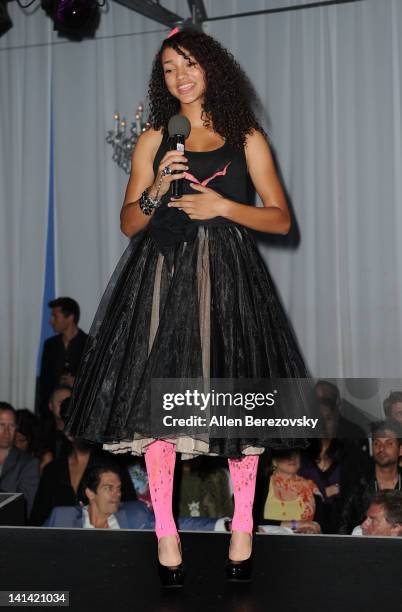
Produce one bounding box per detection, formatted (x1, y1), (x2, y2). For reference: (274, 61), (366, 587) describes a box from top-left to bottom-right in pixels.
(112, 0), (366, 29)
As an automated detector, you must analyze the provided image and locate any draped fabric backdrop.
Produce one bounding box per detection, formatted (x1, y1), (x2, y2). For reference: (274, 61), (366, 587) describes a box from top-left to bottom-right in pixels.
(1, 0), (402, 409)
(0, 7), (51, 408)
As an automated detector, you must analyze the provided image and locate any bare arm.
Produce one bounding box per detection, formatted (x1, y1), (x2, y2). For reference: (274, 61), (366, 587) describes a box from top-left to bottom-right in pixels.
(120, 129), (188, 238)
(223, 129), (291, 234)
(119, 129), (160, 237)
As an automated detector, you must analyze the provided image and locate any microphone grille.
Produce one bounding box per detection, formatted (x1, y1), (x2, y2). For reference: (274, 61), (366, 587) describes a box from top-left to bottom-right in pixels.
(168, 115), (191, 138)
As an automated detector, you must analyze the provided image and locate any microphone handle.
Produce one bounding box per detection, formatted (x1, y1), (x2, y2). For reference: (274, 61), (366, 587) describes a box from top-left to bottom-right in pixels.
(171, 134), (185, 198)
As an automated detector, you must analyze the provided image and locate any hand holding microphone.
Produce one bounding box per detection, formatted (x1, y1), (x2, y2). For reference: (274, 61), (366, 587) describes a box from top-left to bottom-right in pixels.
(168, 115), (191, 198)
(150, 115), (191, 200)
(152, 149), (189, 200)
(141, 115), (191, 216)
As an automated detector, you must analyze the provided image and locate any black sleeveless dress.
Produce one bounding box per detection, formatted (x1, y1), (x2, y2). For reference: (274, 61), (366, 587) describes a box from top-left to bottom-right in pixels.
(64, 132), (311, 459)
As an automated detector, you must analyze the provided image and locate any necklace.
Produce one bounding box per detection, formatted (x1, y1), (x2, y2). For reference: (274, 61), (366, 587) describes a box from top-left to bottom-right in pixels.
(374, 472), (401, 492)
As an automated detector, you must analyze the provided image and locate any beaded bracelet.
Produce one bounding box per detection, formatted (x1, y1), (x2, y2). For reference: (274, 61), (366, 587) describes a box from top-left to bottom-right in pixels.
(139, 163), (173, 215)
(139, 187), (162, 216)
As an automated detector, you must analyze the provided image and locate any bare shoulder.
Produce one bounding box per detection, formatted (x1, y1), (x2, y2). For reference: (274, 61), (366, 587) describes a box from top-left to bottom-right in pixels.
(244, 128), (270, 154)
(244, 129), (272, 171)
(139, 126), (164, 144)
(134, 126), (164, 161)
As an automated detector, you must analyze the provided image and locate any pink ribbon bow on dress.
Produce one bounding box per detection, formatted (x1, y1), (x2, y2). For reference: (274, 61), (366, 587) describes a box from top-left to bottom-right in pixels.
(184, 162), (231, 188)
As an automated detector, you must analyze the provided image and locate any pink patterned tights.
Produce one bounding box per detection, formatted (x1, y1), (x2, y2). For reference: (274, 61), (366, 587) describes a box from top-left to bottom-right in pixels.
(144, 440), (259, 539)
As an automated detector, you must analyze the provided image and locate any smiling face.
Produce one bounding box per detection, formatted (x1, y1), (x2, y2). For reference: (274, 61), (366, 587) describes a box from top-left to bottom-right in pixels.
(161, 46), (206, 105)
(85, 471), (122, 517)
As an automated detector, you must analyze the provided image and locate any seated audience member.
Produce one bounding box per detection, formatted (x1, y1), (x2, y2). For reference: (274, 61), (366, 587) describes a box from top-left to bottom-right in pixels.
(352, 490), (402, 537)
(44, 464), (225, 532)
(383, 392), (402, 467)
(314, 380), (369, 446)
(383, 391), (402, 425)
(176, 456), (233, 518)
(15, 409), (36, 453)
(48, 386), (72, 431)
(41, 386), (73, 462)
(127, 459), (152, 510)
(299, 400), (372, 533)
(45, 464), (148, 529)
(254, 448), (323, 534)
(127, 456), (233, 519)
(0, 403), (40, 519)
(29, 432), (136, 526)
(15, 409), (53, 474)
(338, 419), (402, 534)
(38, 297), (87, 419)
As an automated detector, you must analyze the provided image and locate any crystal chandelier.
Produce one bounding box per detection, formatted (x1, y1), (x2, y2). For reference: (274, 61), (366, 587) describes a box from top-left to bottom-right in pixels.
(106, 103), (150, 174)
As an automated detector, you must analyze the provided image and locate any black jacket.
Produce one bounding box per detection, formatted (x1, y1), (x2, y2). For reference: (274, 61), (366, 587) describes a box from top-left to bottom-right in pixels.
(299, 439), (372, 533)
(38, 329), (88, 418)
(338, 464), (402, 534)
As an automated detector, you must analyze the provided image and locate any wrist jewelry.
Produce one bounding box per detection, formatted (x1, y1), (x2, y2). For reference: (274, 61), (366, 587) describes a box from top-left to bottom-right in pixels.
(139, 187), (162, 216)
(139, 165), (173, 216)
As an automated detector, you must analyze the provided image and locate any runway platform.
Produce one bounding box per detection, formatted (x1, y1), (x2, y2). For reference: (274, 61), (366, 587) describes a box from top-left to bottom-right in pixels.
(0, 527), (400, 611)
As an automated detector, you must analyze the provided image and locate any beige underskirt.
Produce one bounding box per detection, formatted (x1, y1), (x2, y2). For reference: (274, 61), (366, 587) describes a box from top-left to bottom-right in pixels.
(103, 436), (265, 460)
(102, 227), (264, 460)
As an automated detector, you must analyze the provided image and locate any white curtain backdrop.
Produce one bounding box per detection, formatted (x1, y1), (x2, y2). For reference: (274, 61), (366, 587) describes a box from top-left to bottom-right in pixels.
(1, 0), (402, 408)
(0, 6), (51, 408)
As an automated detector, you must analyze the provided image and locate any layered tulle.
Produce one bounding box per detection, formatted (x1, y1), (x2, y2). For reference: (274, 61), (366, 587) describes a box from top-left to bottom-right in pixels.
(64, 224), (310, 459)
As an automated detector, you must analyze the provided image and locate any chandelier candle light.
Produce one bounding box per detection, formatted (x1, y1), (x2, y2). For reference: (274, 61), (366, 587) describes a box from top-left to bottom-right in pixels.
(106, 103), (149, 174)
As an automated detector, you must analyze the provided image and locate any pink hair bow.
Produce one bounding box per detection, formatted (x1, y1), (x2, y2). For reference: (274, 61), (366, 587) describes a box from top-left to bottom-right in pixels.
(167, 26), (181, 39)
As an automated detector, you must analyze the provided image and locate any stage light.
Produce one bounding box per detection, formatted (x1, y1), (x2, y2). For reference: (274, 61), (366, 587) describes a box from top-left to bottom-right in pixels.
(41, 0), (102, 40)
(0, 0), (13, 37)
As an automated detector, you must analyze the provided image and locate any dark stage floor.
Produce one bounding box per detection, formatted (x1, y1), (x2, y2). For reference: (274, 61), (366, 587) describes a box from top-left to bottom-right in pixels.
(0, 527), (401, 612)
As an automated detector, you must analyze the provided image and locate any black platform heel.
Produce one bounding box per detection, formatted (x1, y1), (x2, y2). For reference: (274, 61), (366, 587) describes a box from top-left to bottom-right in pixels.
(157, 534), (184, 588)
(225, 533), (253, 582)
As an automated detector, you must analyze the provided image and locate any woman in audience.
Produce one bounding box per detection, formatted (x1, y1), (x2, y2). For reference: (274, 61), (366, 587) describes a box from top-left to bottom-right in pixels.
(15, 409), (54, 474)
(254, 448), (323, 533)
(299, 437), (371, 533)
(298, 396), (371, 532)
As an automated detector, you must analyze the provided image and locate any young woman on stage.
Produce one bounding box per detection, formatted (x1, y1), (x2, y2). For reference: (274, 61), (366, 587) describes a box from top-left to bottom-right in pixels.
(64, 28), (309, 587)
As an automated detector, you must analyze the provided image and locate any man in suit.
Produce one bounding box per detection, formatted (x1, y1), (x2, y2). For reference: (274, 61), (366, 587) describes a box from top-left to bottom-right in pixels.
(43, 463), (227, 531)
(38, 297), (88, 419)
(0, 403), (39, 519)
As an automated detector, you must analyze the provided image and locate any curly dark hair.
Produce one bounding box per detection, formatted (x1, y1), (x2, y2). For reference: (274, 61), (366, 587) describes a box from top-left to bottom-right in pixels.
(148, 29), (267, 150)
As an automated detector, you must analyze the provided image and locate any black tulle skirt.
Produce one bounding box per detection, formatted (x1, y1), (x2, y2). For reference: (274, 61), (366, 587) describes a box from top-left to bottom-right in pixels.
(64, 224), (311, 459)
